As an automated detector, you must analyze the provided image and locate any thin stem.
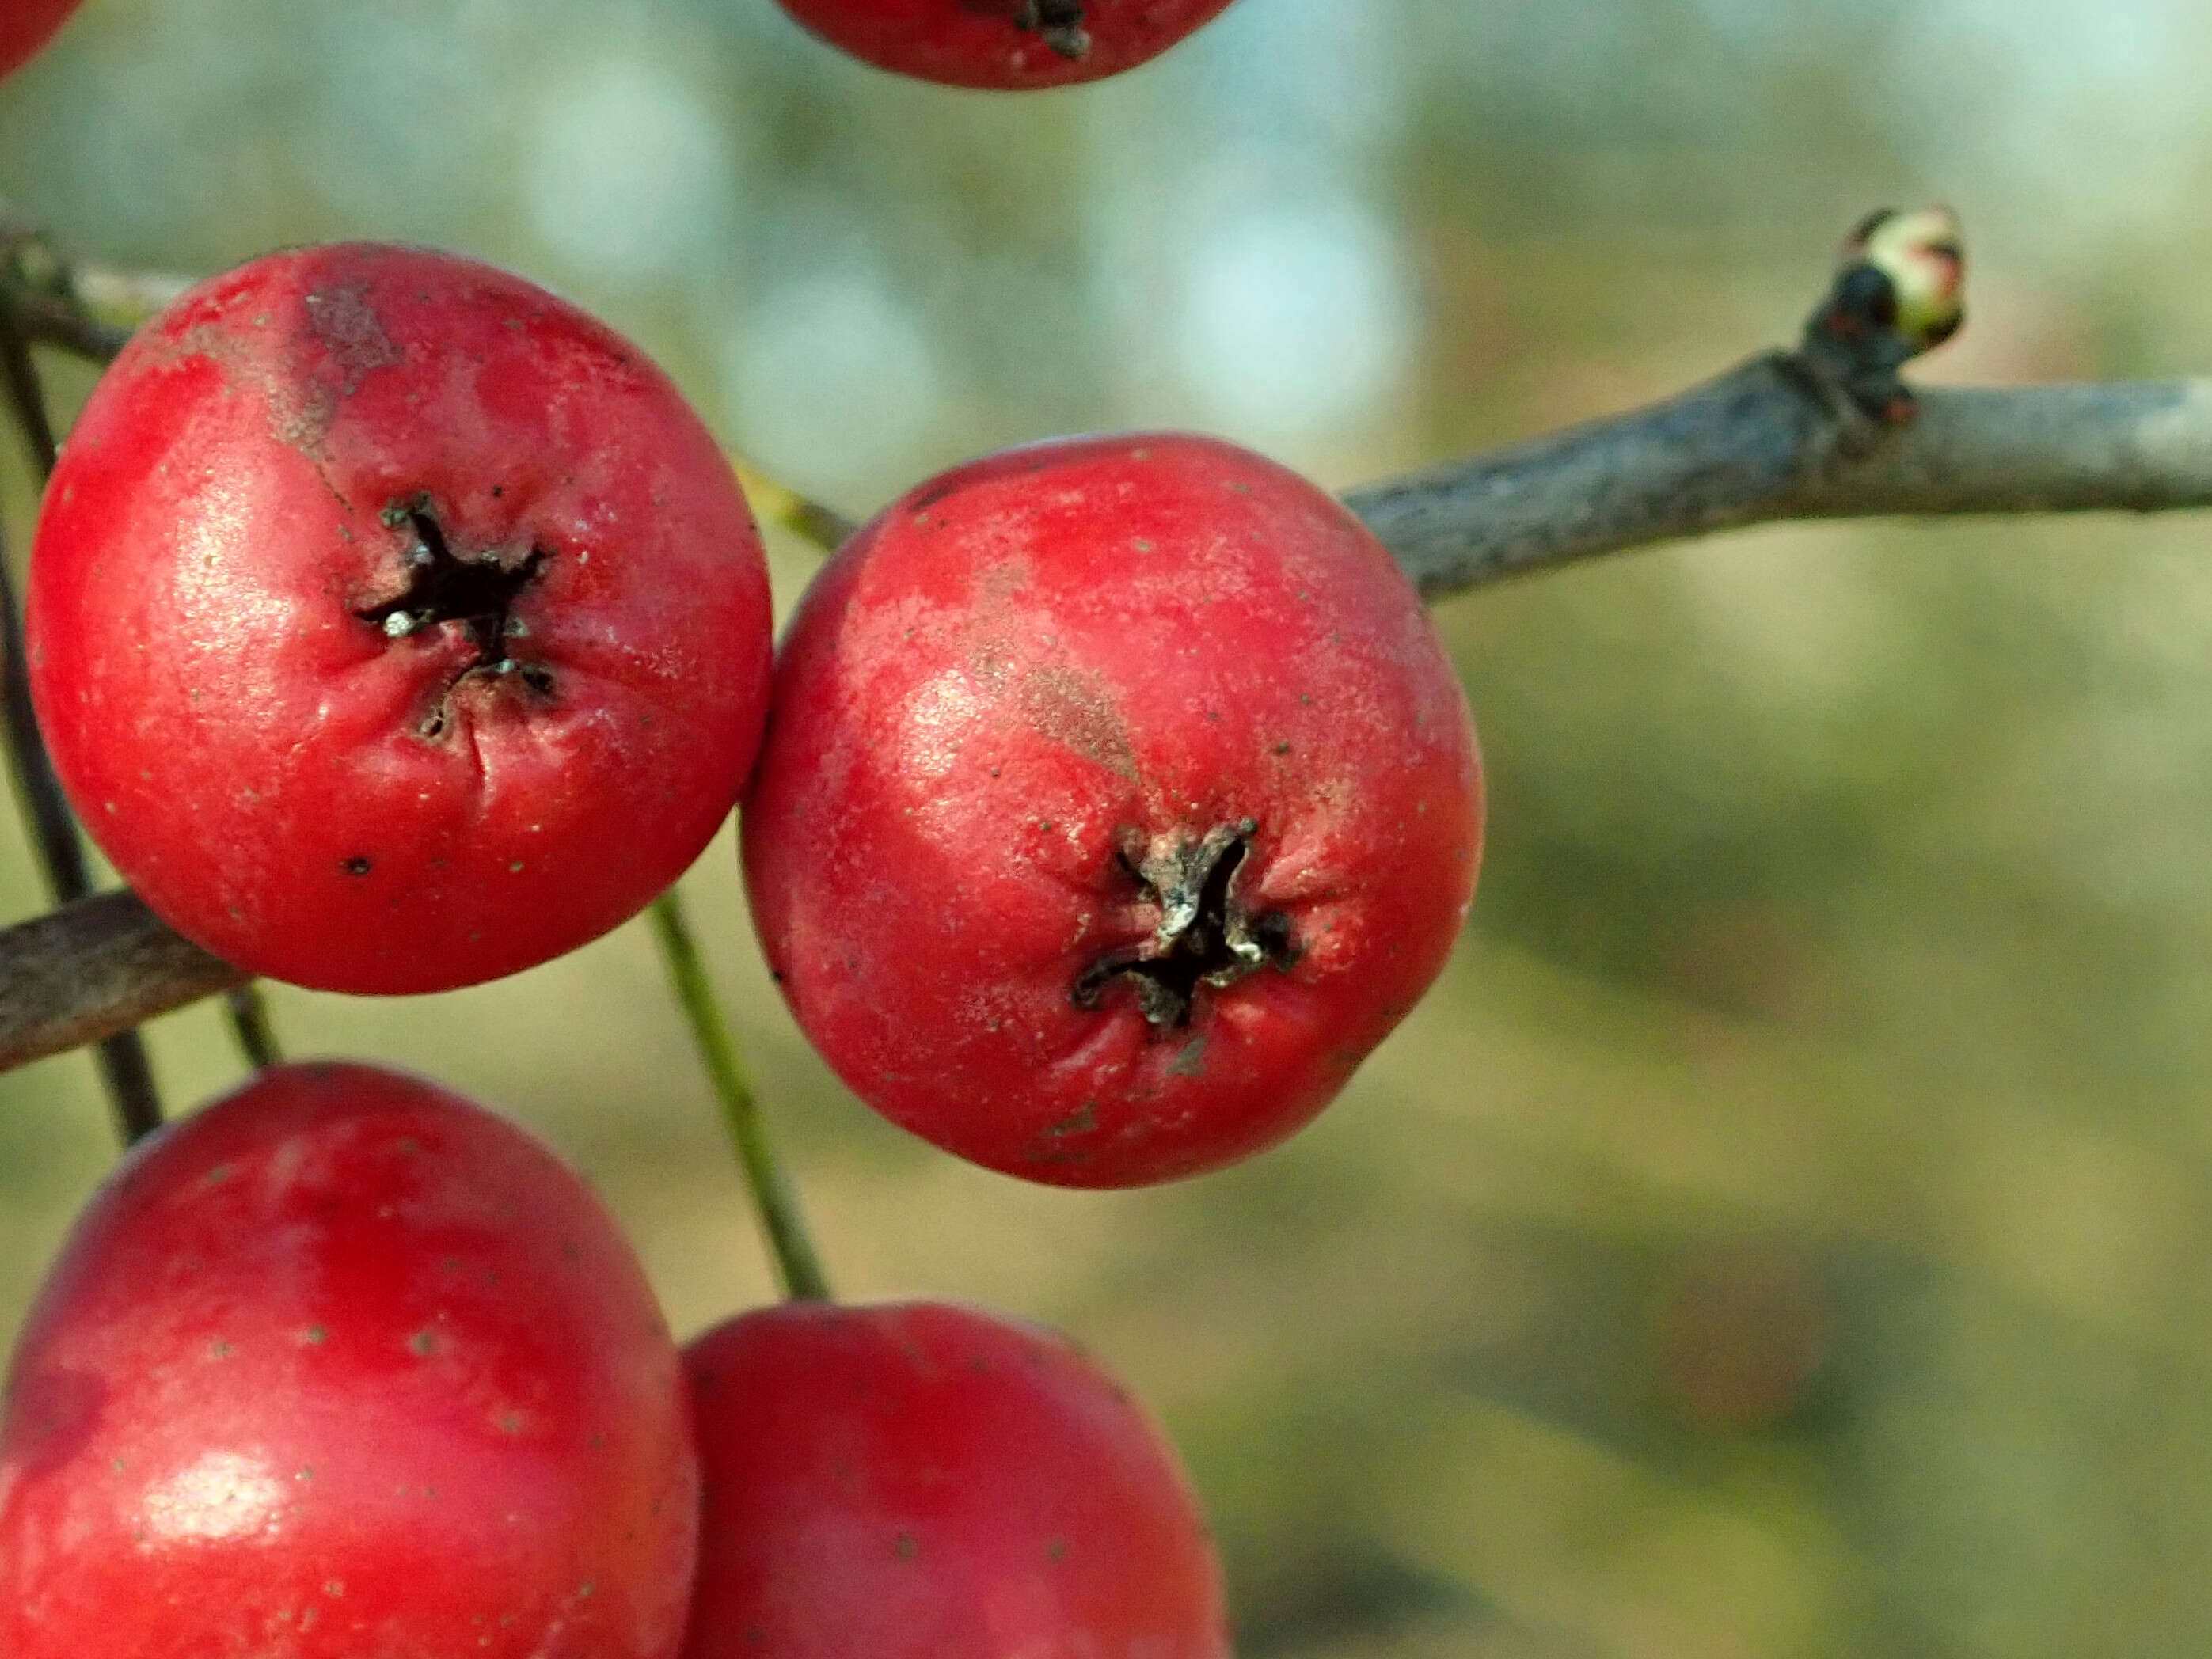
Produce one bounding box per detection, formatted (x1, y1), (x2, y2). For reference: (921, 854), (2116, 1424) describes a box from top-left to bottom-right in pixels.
(0, 309), (58, 475)
(89, 1040), (163, 1145)
(0, 306), (164, 1144)
(10, 290), (131, 362)
(729, 456), (860, 554)
(222, 983), (283, 1070)
(648, 886), (832, 1301)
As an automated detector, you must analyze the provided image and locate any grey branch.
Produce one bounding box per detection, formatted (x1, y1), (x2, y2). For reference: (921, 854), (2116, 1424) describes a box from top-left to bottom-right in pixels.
(0, 890), (243, 1075)
(3, 205), (2209, 1084)
(1347, 360), (2212, 598)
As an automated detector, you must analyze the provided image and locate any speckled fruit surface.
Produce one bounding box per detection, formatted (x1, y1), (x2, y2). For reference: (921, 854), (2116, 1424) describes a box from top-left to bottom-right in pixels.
(743, 432), (1483, 1186)
(29, 241), (771, 993)
(682, 1300), (1229, 1658)
(0, 1061), (700, 1659)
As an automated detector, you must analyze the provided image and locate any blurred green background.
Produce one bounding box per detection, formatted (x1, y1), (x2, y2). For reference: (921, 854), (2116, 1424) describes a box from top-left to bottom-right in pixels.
(9, 0), (2212, 1653)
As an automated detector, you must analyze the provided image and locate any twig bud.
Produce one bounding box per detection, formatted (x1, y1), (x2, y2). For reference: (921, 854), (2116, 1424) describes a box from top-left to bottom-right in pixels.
(1843, 205), (1965, 355)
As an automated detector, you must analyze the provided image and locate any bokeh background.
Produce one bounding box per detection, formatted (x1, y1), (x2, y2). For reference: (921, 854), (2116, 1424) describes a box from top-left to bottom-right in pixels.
(8, 0), (2212, 1653)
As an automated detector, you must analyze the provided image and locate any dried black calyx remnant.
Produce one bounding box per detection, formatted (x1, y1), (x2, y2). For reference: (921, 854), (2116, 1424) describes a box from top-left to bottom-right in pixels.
(1072, 820), (1298, 1029)
(357, 499), (554, 735)
(1014, 0), (1089, 59)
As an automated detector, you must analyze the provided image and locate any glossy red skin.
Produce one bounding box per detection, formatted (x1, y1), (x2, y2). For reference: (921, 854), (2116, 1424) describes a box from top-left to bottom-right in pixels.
(0, 0), (78, 80)
(0, 1061), (700, 1659)
(682, 1300), (1228, 1658)
(743, 433), (1482, 1186)
(773, 0), (1237, 89)
(29, 243), (771, 993)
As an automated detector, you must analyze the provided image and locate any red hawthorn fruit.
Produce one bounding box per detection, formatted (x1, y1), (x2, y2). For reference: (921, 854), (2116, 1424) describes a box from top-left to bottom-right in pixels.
(0, 1061), (700, 1659)
(28, 242), (771, 993)
(742, 432), (1482, 1186)
(773, 0), (1237, 90)
(0, 0), (78, 80)
(682, 1300), (1229, 1659)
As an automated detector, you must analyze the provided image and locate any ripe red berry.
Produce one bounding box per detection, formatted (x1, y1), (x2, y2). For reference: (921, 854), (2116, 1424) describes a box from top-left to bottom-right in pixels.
(682, 1300), (1229, 1658)
(29, 242), (771, 993)
(0, 1061), (700, 1659)
(773, 0), (1237, 90)
(743, 433), (1481, 1186)
(0, 0), (78, 80)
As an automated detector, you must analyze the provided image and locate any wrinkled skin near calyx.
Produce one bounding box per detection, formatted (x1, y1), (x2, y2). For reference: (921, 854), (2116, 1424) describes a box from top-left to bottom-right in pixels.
(682, 1300), (1230, 1659)
(29, 242), (771, 993)
(0, 1062), (700, 1659)
(773, 0), (1237, 89)
(0, 0), (78, 80)
(743, 433), (1483, 1186)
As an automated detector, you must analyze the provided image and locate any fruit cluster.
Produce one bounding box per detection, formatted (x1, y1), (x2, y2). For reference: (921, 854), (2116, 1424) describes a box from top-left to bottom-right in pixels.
(2, 5), (1486, 1653)
(0, 1063), (1230, 1657)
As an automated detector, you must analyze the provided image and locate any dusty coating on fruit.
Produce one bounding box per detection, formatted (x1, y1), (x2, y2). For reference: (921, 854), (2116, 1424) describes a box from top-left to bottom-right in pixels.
(284, 280), (405, 452)
(743, 433), (1483, 1187)
(0, 1062), (700, 1659)
(772, 0), (1237, 89)
(680, 1300), (1230, 1658)
(27, 242), (773, 993)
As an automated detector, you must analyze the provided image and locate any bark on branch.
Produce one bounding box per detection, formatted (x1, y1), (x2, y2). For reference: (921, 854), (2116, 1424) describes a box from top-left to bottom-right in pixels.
(1349, 366), (2212, 598)
(1, 205), (2204, 1084)
(0, 890), (243, 1074)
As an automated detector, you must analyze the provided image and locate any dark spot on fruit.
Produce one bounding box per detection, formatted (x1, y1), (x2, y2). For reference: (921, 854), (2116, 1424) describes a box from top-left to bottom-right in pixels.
(894, 1532), (918, 1561)
(341, 856), (372, 875)
(1044, 1102), (1097, 1138)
